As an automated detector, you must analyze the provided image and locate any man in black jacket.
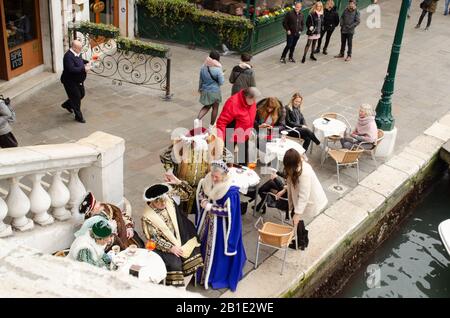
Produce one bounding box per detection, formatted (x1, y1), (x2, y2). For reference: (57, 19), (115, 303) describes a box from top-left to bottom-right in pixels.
(280, 1), (304, 63)
(334, 0), (360, 62)
(60, 40), (91, 123)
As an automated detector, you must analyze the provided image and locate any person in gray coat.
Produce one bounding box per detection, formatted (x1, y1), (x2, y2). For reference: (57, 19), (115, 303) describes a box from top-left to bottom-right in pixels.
(334, 0), (360, 62)
(229, 53), (256, 96)
(0, 97), (18, 148)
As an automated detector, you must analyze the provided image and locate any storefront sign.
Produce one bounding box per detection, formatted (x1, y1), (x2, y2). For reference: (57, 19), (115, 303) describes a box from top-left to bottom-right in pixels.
(10, 48), (23, 70)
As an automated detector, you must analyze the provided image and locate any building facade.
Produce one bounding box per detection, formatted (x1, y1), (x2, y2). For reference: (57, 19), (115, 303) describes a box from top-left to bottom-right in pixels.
(0, 0), (135, 82)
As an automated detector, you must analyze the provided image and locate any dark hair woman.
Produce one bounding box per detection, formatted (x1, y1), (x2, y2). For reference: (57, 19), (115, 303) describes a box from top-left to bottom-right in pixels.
(284, 93), (320, 151)
(197, 50), (224, 127)
(302, 1), (324, 63)
(283, 148), (328, 250)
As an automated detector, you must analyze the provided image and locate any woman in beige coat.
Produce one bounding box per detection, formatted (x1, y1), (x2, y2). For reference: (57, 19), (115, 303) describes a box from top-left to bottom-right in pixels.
(283, 149), (328, 249)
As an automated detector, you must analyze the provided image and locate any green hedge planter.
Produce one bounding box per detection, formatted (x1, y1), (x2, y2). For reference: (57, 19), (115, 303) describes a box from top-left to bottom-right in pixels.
(116, 37), (170, 58)
(136, 0), (374, 54)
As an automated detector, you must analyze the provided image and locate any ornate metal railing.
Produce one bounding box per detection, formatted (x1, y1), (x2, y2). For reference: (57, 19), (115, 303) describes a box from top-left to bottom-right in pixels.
(69, 30), (172, 99)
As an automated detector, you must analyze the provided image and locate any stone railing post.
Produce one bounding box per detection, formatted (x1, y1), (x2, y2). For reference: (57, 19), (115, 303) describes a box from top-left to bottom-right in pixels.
(76, 132), (125, 208)
(0, 197), (12, 237)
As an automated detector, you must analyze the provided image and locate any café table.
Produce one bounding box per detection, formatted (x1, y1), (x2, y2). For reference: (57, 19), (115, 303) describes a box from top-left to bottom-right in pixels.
(228, 166), (261, 216)
(113, 248), (167, 284)
(265, 137), (306, 170)
(312, 117), (348, 166)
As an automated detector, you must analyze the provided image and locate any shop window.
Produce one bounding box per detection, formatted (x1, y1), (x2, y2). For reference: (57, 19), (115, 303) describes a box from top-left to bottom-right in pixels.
(89, 0), (116, 25)
(5, 0), (37, 49)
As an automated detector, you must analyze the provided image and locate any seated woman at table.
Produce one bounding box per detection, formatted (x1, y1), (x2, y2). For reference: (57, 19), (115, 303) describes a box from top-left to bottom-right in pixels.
(254, 97), (286, 157)
(340, 104), (378, 150)
(284, 92), (321, 151)
(141, 183), (204, 287)
(283, 149), (328, 250)
(68, 219), (113, 269)
(196, 160), (246, 292)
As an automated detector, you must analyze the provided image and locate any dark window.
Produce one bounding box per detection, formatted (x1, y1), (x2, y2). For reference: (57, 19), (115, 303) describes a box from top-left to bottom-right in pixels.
(5, 0), (37, 49)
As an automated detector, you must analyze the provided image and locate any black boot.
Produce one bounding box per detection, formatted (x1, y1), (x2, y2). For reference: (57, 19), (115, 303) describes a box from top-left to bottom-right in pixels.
(301, 55), (306, 63)
(310, 54), (317, 61)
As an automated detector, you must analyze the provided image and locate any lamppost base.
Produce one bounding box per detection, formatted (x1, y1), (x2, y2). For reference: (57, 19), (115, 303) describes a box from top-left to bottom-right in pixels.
(376, 126), (398, 158)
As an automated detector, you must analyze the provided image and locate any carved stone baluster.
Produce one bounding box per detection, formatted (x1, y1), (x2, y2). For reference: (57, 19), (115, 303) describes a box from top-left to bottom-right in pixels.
(68, 168), (86, 223)
(6, 177), (34, 231)
(0, 196), (13, 237)
(48, 171), (71, 221)
(29, 173), (54, 226)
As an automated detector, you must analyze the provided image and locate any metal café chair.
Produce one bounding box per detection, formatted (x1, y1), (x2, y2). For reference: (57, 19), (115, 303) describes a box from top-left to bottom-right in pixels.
(327, 146), (364, 189)
(358, 129), (385, 165)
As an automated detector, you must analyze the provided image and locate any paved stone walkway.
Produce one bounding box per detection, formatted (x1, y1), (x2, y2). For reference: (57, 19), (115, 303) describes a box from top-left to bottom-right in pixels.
(10, 0), (450, 297)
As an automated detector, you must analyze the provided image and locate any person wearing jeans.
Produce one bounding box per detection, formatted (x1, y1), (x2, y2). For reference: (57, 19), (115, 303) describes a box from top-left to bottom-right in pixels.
(444, 0), (450, 15)
(334, 0), (360, 62)
(280, 1), (304, 63)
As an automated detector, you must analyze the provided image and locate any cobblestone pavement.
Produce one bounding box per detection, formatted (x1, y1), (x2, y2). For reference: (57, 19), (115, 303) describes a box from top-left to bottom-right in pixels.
(10, 0), (450, 297)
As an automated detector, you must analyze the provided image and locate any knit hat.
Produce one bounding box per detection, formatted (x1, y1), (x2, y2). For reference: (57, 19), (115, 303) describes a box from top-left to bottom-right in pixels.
(79, 192), (96, 214)
(91, 219), (112, 239)
(143, 184), (171, 202)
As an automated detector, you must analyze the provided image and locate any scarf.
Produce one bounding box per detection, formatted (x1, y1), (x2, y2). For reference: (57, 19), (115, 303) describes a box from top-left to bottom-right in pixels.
(356, 116), (377, 143)
(204, 56), (222, 68)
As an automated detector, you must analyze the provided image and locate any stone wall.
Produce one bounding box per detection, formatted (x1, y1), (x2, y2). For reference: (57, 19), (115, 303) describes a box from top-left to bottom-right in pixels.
(220, 111), (450, 298)
(0, 240), (202, 297)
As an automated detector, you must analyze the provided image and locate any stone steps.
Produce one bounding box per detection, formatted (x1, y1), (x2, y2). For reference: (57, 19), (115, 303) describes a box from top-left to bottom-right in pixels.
(0, 68), (59, 105)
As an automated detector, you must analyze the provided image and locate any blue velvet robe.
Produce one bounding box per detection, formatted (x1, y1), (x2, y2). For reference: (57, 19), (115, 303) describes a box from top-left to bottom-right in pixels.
(196, 185), (247, 292)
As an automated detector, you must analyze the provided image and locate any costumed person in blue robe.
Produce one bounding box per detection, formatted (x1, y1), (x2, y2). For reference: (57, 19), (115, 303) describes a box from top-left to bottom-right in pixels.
(196, 160), (247, 292)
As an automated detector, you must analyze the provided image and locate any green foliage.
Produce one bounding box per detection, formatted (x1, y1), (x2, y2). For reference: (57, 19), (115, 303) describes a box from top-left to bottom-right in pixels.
(116, 36), (169, 58)
(74, 21), (120, 38)
(137, 0), (254, 48)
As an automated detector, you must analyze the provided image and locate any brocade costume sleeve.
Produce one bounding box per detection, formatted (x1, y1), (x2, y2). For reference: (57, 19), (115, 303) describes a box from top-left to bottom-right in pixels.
(142, 218), (174, 253)
(170, 180), (194, 202)
(76, 249), (110, 269)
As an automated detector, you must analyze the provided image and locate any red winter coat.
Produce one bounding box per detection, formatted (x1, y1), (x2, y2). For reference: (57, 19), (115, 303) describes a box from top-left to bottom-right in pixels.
(216, 90), (257, 143)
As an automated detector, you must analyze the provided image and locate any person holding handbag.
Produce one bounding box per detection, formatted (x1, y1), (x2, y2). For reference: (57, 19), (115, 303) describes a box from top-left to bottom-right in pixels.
(197, 50), (224, 128)
(416, 0), (439, 30)
(283, 148), (328, 250)
(0, 95), (18, 148)
(302, 1), (324, 64)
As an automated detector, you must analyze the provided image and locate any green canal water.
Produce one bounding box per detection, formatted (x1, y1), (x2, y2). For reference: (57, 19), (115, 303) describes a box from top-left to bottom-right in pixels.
(338, 171), (450, 298)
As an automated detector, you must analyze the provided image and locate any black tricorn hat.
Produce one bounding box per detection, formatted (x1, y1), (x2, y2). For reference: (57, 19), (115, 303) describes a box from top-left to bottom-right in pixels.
(79, 192), (96, 214)
(143, 184), (171, 202)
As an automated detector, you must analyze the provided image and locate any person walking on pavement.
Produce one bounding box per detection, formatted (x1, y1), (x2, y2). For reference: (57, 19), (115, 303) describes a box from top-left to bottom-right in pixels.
(229, 53), (256, 96)
(444, 0), (450, 15)
(315, 0), (339, 55)
(197, 50), (224, 128)
(301, 1), (324, 63)
(334, 0), (360, 62)
(280, 1), (304, 64)
(416, 0), (440, 29)
(60, 40), (91, 123)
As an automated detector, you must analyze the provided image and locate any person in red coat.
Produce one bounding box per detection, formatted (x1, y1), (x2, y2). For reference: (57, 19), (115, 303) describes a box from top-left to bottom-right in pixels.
(216, 87), (260, 165)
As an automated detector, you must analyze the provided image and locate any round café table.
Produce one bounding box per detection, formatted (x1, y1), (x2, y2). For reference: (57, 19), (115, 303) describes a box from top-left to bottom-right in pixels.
(113, 248), (167, 284)
(312, 118), (348, 165)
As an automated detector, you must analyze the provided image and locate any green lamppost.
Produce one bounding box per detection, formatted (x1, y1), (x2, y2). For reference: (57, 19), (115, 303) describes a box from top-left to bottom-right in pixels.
(375, 0), (409, 131)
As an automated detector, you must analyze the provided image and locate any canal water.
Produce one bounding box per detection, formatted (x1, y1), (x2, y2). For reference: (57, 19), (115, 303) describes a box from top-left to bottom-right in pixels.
(338, 171), (450, 298)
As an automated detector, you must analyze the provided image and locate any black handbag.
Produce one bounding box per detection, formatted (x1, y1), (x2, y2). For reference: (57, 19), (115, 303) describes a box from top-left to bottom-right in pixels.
(420, 0), (432, 9)
(289, 216), (309, 250)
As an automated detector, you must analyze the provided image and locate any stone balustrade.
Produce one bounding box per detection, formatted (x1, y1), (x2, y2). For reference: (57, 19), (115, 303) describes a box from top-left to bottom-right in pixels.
(0, 132), (125, 247)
